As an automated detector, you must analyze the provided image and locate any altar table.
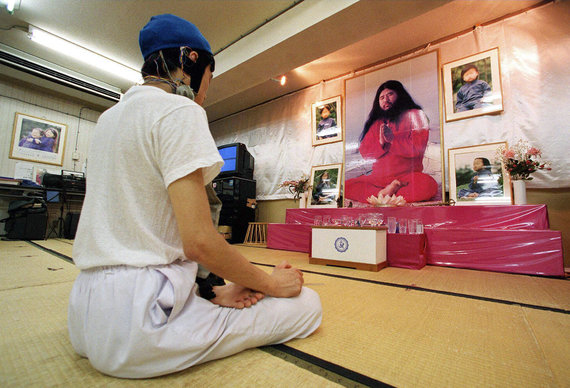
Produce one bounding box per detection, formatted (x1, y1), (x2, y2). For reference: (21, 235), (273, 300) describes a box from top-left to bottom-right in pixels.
(266, 205), (564, 277)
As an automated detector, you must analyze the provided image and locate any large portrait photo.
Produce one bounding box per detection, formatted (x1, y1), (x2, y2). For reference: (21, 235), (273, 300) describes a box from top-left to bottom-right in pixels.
(442, 47), (503, 122)
(9, 112), (68, 166)
(343, 50), (443, 207)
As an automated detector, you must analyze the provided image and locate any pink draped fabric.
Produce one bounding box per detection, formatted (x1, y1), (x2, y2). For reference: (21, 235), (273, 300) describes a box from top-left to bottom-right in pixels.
(266, 205), (564, 277)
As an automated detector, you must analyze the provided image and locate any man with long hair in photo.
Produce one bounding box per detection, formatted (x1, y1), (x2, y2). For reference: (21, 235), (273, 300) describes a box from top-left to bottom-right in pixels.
(345, 80), (437, 203)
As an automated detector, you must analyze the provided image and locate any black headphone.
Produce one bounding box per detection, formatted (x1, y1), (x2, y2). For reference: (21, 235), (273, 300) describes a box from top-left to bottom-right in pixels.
(180, 47), (215, 93)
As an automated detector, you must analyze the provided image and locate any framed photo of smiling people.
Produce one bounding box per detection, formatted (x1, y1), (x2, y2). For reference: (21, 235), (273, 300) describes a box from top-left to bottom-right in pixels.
(343, 50), (443, 207)
(442, 48), (504, 122)
(10, 112), (68, 166)
(448, 142), (512, 206)
(311, 96), (342, 146)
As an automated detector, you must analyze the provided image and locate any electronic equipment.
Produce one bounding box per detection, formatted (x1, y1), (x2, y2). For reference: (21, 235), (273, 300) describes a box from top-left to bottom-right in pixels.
(217, 143), (254, 180)
(212, 176), (256, 244)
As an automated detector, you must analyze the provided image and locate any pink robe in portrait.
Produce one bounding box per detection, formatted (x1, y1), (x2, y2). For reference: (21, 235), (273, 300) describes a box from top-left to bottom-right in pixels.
(345, 109), (437, 203)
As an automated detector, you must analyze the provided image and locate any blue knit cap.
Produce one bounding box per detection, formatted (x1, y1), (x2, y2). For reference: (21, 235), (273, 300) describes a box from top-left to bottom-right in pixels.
(139, 14), (212, 60)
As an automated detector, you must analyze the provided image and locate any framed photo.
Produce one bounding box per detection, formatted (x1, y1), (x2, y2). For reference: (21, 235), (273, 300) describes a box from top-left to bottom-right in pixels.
(442, 47), (503, 122)
(344, 50), (443, 207)
(9, 113), (68, 166)
(308, 163), (342, 208)
(311, 95), (342, 146)
(448, 142), (511, 206)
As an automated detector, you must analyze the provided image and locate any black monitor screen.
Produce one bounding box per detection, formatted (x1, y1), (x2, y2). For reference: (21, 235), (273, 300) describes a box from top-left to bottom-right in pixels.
(219, 145), (237, 173)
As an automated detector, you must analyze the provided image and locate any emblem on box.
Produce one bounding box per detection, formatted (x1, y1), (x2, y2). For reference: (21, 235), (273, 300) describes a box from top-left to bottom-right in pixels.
(334, 237), (349, 253)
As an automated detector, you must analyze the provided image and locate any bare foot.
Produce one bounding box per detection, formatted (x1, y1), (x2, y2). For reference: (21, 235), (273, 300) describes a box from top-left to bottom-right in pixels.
(378, 179), (402, 197)
(211, 283), (264, 309)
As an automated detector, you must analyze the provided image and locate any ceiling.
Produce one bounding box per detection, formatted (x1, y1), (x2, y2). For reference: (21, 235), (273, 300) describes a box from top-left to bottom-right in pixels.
(0, 0), (545, 122)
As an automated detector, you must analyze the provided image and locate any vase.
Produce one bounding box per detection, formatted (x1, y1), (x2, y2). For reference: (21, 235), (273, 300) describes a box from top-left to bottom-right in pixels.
(512, 180), (527, 205)
(299, 192), (307, 208)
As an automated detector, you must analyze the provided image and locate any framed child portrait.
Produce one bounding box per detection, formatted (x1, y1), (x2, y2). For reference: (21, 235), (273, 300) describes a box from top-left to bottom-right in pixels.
(311, 96), (342, 146)
(308, 163), (342, 208)
(442, 47), (504, 122)
(448, 142), (512, 206)
(10, 112), (68, 166)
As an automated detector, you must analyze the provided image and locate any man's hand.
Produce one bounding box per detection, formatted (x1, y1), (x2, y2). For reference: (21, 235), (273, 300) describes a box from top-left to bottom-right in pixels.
(269, 261), (304, 298)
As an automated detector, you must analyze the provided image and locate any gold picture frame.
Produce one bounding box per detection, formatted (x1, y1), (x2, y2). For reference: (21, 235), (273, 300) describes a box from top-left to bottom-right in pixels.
(442, 47), (504, 122)
(9, 112), (68, 166)
(448, 141), (512, 206)
(311, 95), (342, 146)
(308, 163), (342, 208)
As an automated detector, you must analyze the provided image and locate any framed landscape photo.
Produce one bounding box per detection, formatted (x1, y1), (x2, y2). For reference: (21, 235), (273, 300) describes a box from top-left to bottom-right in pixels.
(448, 142), (511, 206)
(311, 95), (342, 146)
(9, 113), (68, 166)
(442, 47), (504, 122)
(308, 163), (342, 208)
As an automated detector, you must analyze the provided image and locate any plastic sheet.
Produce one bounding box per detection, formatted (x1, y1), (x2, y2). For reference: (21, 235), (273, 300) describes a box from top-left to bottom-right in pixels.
(426, 228), (564, 277)
(387, 234), (427, 270)
(266, 205), (564, 277)
(285, 205), (550, 230)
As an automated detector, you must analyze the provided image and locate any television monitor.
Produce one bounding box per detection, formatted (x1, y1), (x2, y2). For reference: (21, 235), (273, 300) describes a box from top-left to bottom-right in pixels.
(46, 190), (60, 203)
(217, 143), (254, 179)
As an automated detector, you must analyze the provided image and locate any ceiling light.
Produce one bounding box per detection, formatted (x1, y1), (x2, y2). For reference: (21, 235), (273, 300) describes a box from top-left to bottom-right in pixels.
(271, 75), (286, 86)
(1, 0), (17, 14)
(28, 25), (141, 83)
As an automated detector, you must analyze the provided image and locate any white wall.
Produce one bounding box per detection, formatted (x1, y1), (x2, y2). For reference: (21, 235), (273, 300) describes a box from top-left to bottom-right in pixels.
(0, 78), (101, 179)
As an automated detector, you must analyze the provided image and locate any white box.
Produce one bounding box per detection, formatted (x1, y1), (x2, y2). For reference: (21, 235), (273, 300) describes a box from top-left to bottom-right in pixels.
(310, 226), (387, 271)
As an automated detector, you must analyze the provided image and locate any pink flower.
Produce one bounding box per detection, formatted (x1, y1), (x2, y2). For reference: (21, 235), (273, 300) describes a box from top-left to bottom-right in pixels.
(503, 149), (515, 159)
(527, 147), (540, 156)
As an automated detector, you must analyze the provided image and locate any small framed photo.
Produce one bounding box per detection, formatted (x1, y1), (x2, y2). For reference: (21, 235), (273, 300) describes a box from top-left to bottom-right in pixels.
(442, 48), (503, 122)
(448, 142), (511, 206)
(311, 96), (342, 146)
(9, 112), (68, 166)
(308, 163), (342, 208)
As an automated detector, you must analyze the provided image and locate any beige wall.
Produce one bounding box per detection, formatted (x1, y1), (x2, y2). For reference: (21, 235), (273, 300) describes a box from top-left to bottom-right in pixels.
(257, 188), (570, 268)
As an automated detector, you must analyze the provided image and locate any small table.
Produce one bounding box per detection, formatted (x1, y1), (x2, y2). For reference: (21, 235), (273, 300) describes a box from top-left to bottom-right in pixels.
(310, 226), (388, 271)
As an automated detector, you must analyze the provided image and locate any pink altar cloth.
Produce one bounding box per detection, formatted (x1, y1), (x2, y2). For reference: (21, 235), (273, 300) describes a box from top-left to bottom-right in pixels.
(267, 205), (565, 277)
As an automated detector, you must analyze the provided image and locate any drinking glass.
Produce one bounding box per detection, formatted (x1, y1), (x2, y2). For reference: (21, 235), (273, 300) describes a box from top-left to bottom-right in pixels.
(416, 219), (424, 234)
(376, 213), (384, 225)
(408, 219), (417, 234)
(399, 218), (408, 234)
(387, 216), (397, 233)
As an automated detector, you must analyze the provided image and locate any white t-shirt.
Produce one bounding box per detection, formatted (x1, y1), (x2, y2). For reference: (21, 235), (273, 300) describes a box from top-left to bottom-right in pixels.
(73, 86), (223, 269)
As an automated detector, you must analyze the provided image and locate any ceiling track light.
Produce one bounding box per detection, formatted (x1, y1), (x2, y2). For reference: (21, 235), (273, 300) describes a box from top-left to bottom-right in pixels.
(27, 25), (141, 83)
(271, 75), (287, 86)
(2, 0), (18, 14)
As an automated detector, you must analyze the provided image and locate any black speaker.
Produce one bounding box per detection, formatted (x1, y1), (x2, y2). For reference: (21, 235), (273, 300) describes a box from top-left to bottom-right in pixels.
(4, 210), (47, 240)
(64, 212), (81, 239)
(212, 176), (256, 244)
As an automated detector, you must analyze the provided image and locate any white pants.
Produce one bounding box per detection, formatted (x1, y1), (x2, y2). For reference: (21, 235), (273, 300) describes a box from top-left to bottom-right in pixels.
(68, 260), (322, 378)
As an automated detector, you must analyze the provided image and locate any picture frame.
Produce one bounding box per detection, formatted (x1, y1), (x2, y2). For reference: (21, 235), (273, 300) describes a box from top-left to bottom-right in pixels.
(344, 50), (443, 207)
(448, 142), (512, 206)
(442, 47), (504, 122)
(9, 112), (68, 166)
(308, 163), (342, 208)
(311, 95), (342, 146)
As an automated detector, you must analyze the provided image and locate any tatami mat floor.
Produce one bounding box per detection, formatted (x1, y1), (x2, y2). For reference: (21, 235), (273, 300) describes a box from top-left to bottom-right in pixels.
(1, 239), (569, 387)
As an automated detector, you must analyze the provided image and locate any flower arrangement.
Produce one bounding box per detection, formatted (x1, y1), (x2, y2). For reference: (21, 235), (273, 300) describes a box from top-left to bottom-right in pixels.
(496, 140), (551, 181)
(279, 177), (311, 199)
